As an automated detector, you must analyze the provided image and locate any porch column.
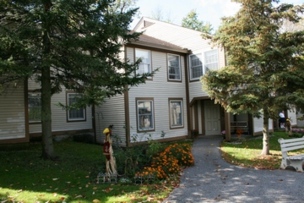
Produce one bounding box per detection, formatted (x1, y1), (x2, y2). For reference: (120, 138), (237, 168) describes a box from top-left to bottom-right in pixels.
(225, 112), (231, 141)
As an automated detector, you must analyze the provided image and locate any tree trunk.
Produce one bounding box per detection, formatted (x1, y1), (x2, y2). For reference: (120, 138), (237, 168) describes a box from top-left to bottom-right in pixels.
(41, 0), (55, 159)
(41, 65), (55, 159)
(261, 109), (270, 155)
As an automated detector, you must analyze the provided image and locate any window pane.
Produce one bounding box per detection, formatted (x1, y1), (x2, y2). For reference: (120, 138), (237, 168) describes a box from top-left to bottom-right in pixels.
(170, 100), (183, 127)
(136, 49), (151, 75)
(68, 93), (85, 121)
(190, 54), (202, 79)
(137, 100), (154, 131)
(168, 54), (181, 80)
(28, 93), (41, 122)
(204, 50), (218, 72)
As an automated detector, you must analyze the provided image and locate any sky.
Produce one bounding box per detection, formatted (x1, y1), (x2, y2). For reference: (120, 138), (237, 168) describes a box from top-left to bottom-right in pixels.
(131, 0), (304, 30)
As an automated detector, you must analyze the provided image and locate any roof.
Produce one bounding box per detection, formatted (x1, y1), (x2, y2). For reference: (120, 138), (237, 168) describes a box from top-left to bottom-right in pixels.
(128, 33), (190, 54)
(132, 17), (215, 52)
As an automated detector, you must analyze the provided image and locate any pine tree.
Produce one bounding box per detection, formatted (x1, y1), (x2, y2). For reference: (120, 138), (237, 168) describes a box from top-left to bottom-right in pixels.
(0, 0), (150, 159)
(202, 0), (304, 155)
(182, 10), (213, 34)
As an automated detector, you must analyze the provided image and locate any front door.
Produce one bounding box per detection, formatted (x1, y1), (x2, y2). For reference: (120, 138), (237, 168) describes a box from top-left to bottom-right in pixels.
(204, 100), (221, 135)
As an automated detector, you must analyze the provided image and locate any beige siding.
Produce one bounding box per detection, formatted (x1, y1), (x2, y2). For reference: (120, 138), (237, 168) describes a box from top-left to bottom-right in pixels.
(189, 48), (225, 102)
(287, 109), (297, 126)
(135, 19), (210, 52)
(135, 18), (227, 103)
(253, 117), (273, 134)
(28, 80), (92, 134)
(127, 48), (188, 142)
(95, 94), (126, 144)
(0, 84), (26, 140)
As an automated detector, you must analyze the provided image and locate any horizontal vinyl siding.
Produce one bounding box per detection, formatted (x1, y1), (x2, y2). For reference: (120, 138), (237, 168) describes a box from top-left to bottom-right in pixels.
(95, 94), (126, 145)
(189, 48), (226, 102)
(136, 20), (227, 103)
(287, 109), (297, 126)
(29, 87), (92, 134)
(0, 84), (26, 140)
(28, 78), (40, 90)
(127, 48), (188, 142)
(253, 117), (273, 134)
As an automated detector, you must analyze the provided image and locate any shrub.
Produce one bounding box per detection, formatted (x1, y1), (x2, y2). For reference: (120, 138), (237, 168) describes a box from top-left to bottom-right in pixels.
(137, 142), (194, 179)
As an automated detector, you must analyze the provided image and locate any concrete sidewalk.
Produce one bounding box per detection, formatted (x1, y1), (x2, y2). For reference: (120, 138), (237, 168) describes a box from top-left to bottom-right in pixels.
(163, 135), (304, 203)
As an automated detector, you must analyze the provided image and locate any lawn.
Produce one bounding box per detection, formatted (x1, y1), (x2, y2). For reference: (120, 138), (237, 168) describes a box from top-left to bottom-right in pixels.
(221, 131), (304, 170)
(2, 130), (302, 202)
(0, 140), (185, 203)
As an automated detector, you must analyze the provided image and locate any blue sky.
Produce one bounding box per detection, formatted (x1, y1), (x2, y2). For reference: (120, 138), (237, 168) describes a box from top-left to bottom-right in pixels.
(131, 0), (304, 30)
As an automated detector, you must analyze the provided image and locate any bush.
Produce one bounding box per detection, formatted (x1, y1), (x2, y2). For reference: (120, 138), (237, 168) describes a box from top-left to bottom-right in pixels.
(136, 142), (194, 179)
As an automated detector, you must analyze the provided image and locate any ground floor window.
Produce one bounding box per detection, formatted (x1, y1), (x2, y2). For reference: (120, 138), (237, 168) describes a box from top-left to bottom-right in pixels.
(67, 93), (86, 121)
(169, 99), (183, 128)
(136, 98), (154, 131)
(28, 92), (41, 123)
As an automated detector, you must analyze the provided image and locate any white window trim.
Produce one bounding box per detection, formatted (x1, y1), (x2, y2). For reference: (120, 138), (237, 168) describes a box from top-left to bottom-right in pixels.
(67, 93), (86, 122)
(189, 49), (219, 81)
(204, 49), (219, 73)
(168, 54), (181, 81)
(189, 53), (203, 81)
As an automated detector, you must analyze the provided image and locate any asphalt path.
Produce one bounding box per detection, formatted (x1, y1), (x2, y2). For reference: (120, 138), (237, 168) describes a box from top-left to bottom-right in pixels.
(163, 135), (304, 203)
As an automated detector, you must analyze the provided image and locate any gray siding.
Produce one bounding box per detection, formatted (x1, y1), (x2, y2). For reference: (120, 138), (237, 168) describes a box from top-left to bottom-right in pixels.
(135, 18), (227, 102)
(95, 94), (126, 144)
(189, 48), (226, 102)
(127, 48), (188, 143)
(28, 79), (92, 134)
(0, 83), (26, 140)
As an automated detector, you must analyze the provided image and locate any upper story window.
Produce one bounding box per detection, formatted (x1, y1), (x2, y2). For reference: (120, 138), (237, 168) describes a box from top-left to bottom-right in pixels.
(136, 98), (154, 132)
(204, 50), (218, 72)
(189, 54), (203, 80)
(168, 54), (181, 81)
(28, 92), (41, 123)
(189, 49), (219, 81)
(67, 93), (86, 122)
(135, 48), (152, 76)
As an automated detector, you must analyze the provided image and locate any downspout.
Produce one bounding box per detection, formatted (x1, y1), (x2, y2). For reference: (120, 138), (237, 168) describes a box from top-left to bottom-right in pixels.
(92, 104), (97, 143)
(184, 51), (191, 138)
(24, 77), (30, 142)
(223, 47), (231, 141)
(124, 87), (130, 147)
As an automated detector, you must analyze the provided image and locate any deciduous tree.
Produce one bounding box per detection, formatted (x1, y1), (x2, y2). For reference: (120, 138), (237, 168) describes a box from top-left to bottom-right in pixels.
(202, 0), (304, 155)
(0, 0), (149, 159)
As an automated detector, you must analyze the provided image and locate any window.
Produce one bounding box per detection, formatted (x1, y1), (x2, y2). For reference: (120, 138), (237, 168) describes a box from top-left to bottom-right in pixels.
(169, 99), (183, 128)
(28, 93), (41, 123)
(168, 54), (181, 81)
(135, 48), (152, 75)
(204, 50), (218, 72)
(136, 99), (154, 131)
(189, 54), (203, 80)
(67, 93), (86, 121)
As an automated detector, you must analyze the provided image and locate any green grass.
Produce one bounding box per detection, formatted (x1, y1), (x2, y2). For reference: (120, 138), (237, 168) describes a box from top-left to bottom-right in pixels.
(221, 131), (304, 170)
(3, 131), (301, 202)
(0, 141), (177, 203)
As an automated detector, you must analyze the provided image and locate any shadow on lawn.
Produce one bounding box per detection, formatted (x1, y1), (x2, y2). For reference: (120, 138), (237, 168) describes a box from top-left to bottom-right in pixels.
(0, 141), (150, 203)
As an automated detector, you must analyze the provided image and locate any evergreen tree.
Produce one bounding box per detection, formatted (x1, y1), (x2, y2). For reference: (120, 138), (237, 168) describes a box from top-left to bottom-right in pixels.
(0, 0), (150, 159)
(181, 10), (212, 34)
(202, 0), (304, 155)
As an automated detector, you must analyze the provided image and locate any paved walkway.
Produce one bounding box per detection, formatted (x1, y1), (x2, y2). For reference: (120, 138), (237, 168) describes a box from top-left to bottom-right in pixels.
(163, 135), (304, 203)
